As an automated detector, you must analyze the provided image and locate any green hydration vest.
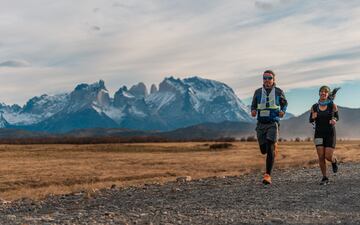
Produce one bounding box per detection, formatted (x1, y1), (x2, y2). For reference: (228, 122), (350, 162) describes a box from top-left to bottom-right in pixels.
(257, 87), (280, 123)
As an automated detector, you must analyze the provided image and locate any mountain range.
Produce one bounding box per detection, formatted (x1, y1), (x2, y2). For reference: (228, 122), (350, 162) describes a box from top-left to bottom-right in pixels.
(0, 76), (358, 140)
(0, 76), (252, 133)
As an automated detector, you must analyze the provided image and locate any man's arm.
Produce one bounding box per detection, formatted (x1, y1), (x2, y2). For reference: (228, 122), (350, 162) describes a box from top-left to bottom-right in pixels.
(279, 89), (288, 113)
(277, 89), (287, 118)
(251, 91), (258, 117)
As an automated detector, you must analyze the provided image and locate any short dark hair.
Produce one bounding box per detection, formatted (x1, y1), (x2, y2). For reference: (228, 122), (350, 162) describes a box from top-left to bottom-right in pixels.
(263, 70), (275, 76)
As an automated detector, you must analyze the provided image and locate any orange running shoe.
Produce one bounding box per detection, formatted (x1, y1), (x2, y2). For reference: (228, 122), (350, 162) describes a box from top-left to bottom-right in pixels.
(263, 173), (272, 185)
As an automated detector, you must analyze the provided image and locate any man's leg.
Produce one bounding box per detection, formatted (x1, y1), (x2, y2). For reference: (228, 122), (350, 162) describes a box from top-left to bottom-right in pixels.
(260, 143), (267, 155)
(266, 123), (278, 175)
(262, 123), (278, 184)
(266, 139), (275, 175)
(256, 124), (267, 155)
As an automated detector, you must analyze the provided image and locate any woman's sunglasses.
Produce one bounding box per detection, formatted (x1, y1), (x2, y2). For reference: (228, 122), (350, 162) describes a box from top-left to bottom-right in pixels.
(263, 76), (273, 80)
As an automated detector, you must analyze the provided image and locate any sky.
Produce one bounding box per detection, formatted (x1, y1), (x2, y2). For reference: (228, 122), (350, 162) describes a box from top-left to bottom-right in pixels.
(1, 0), (360, 115)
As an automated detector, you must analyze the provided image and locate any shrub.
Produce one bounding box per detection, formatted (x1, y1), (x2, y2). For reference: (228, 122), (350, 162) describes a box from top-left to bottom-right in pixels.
(209, 143), (233, 150)
(246, 136), (257, 142)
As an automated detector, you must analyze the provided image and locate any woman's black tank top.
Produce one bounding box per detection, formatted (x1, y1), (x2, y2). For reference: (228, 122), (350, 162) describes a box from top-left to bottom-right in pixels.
(313, 103), (335, 135)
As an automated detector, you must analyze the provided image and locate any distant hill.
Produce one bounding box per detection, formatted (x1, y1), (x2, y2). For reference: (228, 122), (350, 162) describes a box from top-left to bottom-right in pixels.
(280, 106), (360, 139)
(0, 106), (358, 142)
(160, 121), (255, 140)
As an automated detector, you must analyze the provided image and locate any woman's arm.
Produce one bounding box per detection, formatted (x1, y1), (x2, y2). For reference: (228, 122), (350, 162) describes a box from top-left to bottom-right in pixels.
(333, 103), (339, 121)
(309, 104), (318, 123)
(309, 107), (316, 123)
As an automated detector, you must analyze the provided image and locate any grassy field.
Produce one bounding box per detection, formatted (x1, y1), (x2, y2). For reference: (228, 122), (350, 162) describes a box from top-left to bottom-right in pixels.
(0, 141), (359, 201)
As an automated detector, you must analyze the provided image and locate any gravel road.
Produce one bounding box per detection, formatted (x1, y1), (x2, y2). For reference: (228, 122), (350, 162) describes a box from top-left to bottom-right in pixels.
(1, 163), (359, 225)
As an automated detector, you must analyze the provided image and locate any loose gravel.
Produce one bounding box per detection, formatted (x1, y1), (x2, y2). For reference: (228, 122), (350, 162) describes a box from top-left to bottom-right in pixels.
(1, 163), (359, 225)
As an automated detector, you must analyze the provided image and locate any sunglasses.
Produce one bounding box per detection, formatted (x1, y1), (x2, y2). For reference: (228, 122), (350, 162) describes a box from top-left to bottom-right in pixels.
(263, 76), (273, 80)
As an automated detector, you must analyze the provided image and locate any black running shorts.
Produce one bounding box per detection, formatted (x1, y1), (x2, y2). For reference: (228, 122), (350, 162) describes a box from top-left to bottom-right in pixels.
(314, 132), (336, 148)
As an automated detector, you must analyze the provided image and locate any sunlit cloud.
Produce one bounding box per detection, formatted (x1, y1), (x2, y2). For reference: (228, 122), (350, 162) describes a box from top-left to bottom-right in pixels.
(0, 0), (359, 106)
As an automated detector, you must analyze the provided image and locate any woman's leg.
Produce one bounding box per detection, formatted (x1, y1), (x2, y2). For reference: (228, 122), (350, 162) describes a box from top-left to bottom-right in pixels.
(325, 147), (338, 173)
(316, 146), (326, 177)
(325, 147), (335, 162)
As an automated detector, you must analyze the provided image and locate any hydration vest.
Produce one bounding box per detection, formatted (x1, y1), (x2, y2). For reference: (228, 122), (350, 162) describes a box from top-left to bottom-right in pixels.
(257, 87), (280, 123)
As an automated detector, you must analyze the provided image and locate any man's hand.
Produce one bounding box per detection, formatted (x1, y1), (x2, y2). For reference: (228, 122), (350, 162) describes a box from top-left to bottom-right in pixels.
(329, 119), (337, 125)
(279, 111), (285, 118)
(251, 110), (257, 117)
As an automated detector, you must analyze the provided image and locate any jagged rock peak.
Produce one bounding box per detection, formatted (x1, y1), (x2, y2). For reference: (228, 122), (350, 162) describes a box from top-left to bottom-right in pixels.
(129, 82), (148, 97)
(75, 80), (107, 92)
(150, 84), (158, 94)
(159, 76), (186, 93)
(117, 85), (128, 92)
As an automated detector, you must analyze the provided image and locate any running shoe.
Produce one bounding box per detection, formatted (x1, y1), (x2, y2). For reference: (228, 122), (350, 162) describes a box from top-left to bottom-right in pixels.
(263, 173), (272, 185)
(332, 158), (338, 173)
(320, 176), (329, 185)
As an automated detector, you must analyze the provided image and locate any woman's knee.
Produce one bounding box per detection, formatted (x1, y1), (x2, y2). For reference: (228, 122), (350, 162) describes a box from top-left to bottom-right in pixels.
(325, 154), (333, 161)
(325, 148), (334, 161)
(318, 154), (326, 161)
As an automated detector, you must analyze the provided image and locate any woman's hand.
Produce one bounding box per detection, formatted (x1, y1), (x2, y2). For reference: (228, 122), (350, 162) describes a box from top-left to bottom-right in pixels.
(312, 112), (318, 120)
(329, 119), (337, 125)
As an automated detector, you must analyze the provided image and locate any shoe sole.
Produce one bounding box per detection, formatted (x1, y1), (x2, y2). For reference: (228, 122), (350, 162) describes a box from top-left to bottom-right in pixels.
(263, 180), (271, 185)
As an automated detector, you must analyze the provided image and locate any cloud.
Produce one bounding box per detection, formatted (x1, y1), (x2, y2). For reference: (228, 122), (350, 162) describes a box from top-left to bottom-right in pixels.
(254, 0), (294, 10)
(0, 0), (360, 106)
(255, 1), (274, 10)
(91, 25), (101, 31)
(0, 60), (31, 67)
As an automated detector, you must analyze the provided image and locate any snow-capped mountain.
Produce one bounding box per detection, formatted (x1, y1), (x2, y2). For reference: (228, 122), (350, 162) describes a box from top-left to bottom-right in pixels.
(29, 80), (117, 132)
(1, 76), (253, 132)
(145, 76), (252, 129)
(0, 112), (10, 128)
(1, 94), (69, 126)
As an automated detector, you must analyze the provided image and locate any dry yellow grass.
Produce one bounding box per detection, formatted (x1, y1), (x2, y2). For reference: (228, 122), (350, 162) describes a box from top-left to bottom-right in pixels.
(0, 141), (359, 201)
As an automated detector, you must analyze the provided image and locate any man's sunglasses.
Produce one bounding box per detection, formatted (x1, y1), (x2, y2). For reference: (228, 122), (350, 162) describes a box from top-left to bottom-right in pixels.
(263, 76), (273, 80)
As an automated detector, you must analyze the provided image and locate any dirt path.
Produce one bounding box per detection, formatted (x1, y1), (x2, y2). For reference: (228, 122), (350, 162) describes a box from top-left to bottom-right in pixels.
(1, 162), (359, 225)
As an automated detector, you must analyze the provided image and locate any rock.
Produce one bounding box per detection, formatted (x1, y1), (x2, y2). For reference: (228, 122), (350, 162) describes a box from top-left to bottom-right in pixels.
(104, 212), (115, 217)
(176, 176), (192, 183)
(171, 188), (181, 193)
(0, 199), (11, 204)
